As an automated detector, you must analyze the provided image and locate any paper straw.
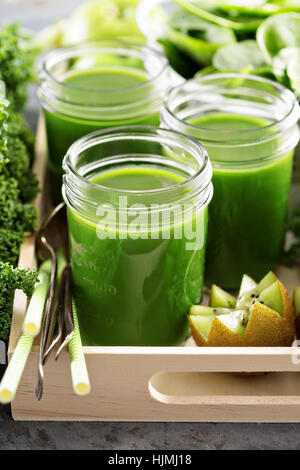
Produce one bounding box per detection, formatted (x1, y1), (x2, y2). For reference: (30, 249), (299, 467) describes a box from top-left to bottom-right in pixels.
(69, 299), (91, 396)
(0, 334), (33, 404)
(23, 259), (52, 336)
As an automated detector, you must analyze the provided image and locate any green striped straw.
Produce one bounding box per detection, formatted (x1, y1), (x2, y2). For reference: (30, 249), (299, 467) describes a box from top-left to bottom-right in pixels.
(69, 299), (91, 396)
(0, 334), (34, 404)
(23, 259), (52, 337)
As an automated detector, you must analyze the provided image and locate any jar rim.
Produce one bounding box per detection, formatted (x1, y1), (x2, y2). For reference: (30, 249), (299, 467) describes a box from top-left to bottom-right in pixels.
(40, 40), (170, 96)
(63, 125), (212, 197)
(162, 73), (300, 139)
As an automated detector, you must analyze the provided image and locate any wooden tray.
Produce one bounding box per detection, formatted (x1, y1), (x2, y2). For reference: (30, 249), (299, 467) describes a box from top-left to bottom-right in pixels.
(8, 117), (300, 422)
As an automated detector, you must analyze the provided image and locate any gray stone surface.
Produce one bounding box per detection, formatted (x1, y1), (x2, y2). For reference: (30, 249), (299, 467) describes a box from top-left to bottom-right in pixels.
(1, 0), (300, 450)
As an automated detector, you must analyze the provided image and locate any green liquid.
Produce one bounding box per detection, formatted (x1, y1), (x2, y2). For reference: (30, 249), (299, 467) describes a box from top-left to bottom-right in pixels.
(94, 166), (184, 190)
(63, 68), (147, 89)
(68, 166), (208, 346)
(43, 67), (159, 202)
(190, 113), (293, 289)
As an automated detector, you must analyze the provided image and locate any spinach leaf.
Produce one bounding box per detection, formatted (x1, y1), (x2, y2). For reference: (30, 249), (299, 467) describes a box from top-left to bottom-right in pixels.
(219, 1), (300, 17)
(273, 46), (300, 94)
(195, 63), (275, 81)
(212, 39), (266, 72)
(257, 11), (300, 93)
(257, 12), (300, 62)
(173, 0), (264, 31)
(167, 8), (236, 66)
(157, 38), (200, 78)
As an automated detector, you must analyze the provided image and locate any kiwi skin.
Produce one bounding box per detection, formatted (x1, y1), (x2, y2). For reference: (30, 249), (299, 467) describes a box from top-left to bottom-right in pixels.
(190, 280), (295, 347)
(190, 277), (295, 376)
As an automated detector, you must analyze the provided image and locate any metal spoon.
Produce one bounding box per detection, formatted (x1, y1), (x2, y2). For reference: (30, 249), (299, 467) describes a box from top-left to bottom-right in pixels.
(44, 264), (68, 362)
(35, 202), (74, 400)
(55, 264), (74, 360)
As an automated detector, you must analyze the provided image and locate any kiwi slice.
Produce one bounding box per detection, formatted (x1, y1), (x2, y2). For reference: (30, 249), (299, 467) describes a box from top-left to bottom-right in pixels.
(210, 284), (236, 308)
(236, 274), (257, 309)
(256, 271), (278, 294)
(190, 308), (248, 339)
(190, 305), (233, 316)
(216, 310), (248, 338)
(236, 272), (282, 314)
(189, 271), (294, 346)
(190, 315), (215, 340)
(256, 280), (283, 316)
(189, 308), (248, 343)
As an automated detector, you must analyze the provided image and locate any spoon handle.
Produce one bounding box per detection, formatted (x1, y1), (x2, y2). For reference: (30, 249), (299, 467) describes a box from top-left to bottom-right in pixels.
(43, 265), (68, 363)
(55, 265), (75, 360)
(35, 240), (57, 401)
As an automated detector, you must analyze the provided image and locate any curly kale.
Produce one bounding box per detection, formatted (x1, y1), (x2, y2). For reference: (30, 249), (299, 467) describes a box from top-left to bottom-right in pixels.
(0, 70), (38, 268)
(0, 174), (37, 265)
(0, 229), (26, 266)
(0, 174), (36, 230)
(3, 109), (38, 204)
(0, 262), (37, 341)
(0, 23), (36, 173)
(5, 134), (39, 202)
(0, 24), (38, 342)
(0, 24), (34, 111)
(0, 93), (8, 162)
(6, 112), (35, 156)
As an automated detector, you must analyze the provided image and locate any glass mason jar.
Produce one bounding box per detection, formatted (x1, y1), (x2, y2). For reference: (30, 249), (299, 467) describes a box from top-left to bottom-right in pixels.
(38, 40), (179, 202)
(62, 126), (213, 346)
(161, 74), (300, 289)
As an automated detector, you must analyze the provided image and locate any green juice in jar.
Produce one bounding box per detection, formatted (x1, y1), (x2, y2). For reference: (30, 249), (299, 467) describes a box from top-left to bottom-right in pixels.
(68, 166), (208, 346)
(39, 42), (174, 202)
(44, 67), (159, 198)
(63, 127), (213, 346)
(161, 75), (300, 289)
(190, 113), (293, 288)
